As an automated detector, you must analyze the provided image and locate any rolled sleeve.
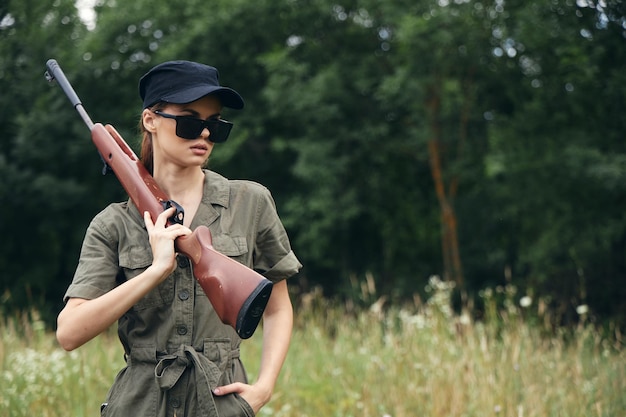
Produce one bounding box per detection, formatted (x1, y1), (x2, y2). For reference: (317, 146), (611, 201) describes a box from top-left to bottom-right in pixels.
(253, 188), (302, 282)
(261, 249), (302, 282)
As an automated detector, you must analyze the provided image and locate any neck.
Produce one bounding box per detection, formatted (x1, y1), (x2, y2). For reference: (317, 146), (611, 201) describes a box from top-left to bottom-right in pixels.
(153, 165), (205, 202)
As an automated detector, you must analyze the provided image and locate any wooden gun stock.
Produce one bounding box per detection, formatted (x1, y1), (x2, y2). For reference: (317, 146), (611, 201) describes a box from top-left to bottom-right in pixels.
(46, 60), (272, 339)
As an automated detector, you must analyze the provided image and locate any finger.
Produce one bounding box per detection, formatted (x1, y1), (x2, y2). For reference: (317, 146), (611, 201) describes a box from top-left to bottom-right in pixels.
(213, 383), (244, 396)
(155, 207), (177, 228)
(144, 211), (155, 231)
(164, 224), (192, 237)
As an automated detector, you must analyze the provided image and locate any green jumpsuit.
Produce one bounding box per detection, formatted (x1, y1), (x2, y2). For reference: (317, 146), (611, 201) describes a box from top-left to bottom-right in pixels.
(63, 170), (302, 417)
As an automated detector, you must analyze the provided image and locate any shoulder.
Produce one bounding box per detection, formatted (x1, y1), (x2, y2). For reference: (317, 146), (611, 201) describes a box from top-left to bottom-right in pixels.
(204, 169), (273, 204)
(89, 200), (142, 240)
(229, 179), (271, 198)
(92, 201), (135, 224)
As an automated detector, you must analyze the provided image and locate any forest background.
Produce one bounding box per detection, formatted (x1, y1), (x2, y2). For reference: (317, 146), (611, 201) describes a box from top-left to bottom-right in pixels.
(0, 0), (625, 331)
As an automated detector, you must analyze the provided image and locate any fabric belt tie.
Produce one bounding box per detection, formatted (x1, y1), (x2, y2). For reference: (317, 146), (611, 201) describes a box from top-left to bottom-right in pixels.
(153, 345), (227, 417)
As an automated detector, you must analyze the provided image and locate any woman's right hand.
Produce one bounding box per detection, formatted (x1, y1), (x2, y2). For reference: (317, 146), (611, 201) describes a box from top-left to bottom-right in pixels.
(144, 207), (192, 280)
(57, 207), (193, 351)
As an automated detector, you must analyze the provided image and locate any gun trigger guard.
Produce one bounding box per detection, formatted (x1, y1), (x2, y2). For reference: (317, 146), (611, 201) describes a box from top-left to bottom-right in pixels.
(162, 200), (185, 225)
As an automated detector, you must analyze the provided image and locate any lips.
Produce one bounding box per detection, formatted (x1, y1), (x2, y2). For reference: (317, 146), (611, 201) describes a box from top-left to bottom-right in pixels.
(190, 144), (208, 150)
(190, 143), (209, 155)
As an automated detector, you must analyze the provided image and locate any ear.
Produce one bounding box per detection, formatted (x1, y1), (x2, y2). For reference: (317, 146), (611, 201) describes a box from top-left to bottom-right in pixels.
(142, 108), (158, 133)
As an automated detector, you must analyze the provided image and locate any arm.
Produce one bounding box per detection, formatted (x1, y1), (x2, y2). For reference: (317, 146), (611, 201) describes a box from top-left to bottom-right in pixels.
(56, 208), (190, 351)
(213, 279), (293, 412)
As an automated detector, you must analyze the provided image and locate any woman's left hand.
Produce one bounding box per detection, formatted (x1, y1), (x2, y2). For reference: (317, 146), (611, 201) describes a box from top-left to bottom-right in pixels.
(213, 382), (271, 414)
(213, 280), (293, 414)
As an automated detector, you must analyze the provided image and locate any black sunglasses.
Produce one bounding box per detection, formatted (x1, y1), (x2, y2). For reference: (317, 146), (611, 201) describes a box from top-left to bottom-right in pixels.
(154, 110), (233, 143)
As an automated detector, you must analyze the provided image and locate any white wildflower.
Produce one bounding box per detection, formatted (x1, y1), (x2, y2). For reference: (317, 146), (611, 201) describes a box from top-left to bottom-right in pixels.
(576, 304), (589, 315)
(519, 296), (532, 308)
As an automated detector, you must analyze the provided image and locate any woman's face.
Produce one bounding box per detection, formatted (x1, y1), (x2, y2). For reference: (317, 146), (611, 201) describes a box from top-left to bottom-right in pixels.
(143, 95), (223, 170)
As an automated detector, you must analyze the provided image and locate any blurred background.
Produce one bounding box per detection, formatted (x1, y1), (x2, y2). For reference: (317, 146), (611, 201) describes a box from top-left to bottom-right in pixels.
(0, 0), (624, 330)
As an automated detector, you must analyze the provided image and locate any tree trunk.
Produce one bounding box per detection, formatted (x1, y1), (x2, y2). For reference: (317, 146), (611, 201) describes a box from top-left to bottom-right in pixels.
(425, 80), (464, 288)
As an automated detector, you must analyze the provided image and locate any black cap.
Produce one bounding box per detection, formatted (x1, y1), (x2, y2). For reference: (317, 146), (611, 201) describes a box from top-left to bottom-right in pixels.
(139, 60), (244, 109)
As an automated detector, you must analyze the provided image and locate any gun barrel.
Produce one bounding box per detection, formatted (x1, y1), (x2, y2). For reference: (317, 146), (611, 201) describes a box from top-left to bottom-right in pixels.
(45, 59), (94, 130)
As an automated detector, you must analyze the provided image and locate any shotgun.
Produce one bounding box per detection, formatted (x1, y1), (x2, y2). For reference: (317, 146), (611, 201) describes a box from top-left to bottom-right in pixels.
(45, 59), (272, 339)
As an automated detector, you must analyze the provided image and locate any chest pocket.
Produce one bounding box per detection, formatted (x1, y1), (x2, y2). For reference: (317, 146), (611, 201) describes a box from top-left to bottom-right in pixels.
(118, 245), (174, 310)
(211, 234), (249, 259)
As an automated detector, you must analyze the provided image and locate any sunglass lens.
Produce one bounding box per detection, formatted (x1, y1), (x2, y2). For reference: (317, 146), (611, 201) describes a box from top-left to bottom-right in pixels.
(207, 120), (233, 143)
(171, 116), (233, 142)
(176, 118), (205, 139)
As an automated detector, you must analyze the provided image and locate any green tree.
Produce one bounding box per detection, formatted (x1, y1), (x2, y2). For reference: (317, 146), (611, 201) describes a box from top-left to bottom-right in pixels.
(255, 1), (444, 297)
(371, 0), (503, 292)
(485, 0), (626, 322)
(0, 0), (102, 320)
(2, 0), (625, 327)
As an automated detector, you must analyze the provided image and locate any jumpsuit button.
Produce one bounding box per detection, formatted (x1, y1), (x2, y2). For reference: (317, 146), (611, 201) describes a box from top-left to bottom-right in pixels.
(177, 256), (190, 268)
(178, 289), (190, 301)
(171, 398), (181, 408)
(177, 325), (188, 335)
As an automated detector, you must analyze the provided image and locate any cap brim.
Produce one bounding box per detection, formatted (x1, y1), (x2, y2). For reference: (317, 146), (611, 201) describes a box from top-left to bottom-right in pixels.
(161, 85), (244, 109)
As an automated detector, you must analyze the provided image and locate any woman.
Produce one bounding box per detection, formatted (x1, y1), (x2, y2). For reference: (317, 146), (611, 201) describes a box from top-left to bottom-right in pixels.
(56, 60), (302, 417)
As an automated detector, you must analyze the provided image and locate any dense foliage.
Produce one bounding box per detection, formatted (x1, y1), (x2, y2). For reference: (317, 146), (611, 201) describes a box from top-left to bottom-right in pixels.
(1, 0), (624, 327)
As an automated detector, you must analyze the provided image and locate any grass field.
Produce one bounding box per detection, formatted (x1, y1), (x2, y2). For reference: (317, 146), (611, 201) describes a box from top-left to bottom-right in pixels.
(1, 278), (624, 417)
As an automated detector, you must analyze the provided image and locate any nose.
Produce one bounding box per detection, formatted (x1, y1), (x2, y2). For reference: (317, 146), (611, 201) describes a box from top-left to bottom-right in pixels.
(200, 126), (210, 140)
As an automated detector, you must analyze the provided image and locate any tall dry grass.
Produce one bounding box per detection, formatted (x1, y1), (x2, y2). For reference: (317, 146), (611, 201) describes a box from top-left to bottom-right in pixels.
(1, 277), (624, 417)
